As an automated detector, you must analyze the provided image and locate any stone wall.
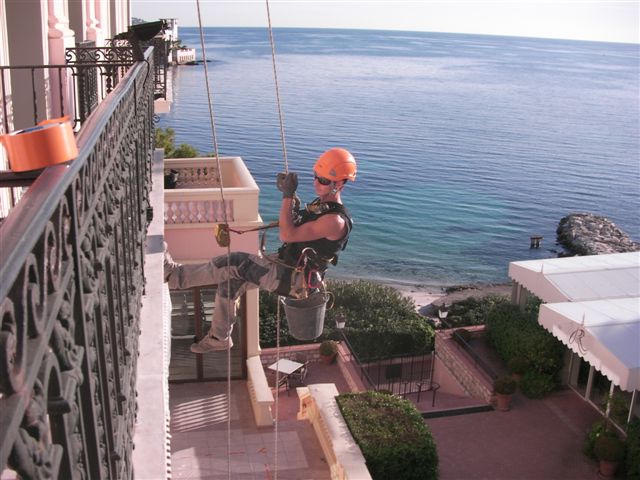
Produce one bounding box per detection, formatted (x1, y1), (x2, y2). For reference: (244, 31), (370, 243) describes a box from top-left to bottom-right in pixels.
(260, 343), (322, 366)
(557, 213), (639, 255)
(435, 328), (494, 403)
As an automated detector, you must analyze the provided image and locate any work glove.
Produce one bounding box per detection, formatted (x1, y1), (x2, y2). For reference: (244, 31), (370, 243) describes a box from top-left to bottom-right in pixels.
(276, 171), (298, 198)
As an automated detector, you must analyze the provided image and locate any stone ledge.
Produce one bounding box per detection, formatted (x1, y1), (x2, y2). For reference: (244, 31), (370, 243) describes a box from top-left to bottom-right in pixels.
(246, 355), (275, 427)
(297, 384), (372, 480)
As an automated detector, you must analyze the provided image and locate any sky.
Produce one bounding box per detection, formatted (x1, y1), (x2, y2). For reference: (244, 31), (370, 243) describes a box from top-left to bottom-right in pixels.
(131, 0), (639, 44)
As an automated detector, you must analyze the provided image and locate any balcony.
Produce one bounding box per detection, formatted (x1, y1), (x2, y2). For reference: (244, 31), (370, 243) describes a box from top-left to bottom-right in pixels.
(0, 41), (171, 222)
(0, 47), (157, 478)
(164, 156), (262, 262)
(1, 41), (169, 134)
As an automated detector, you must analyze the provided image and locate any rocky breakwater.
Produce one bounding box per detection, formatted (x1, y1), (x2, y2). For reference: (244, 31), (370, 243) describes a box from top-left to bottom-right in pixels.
(557, 213), (640, 255)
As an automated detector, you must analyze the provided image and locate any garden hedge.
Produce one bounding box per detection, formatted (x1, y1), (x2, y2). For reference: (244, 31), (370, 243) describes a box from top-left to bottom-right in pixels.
(439, 295), (509, 328)
(485, 301), (564, 397)
(259, 280), (434, 360)
(337, 391), (438, 480)
(626, 418), (640, 479)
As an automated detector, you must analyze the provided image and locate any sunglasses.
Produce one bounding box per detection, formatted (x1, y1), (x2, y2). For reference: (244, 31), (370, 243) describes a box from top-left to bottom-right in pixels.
(314, 174), (332, 186)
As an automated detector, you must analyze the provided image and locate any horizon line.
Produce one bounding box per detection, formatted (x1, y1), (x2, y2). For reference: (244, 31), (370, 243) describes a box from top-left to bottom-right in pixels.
(149, 22), (639, 45)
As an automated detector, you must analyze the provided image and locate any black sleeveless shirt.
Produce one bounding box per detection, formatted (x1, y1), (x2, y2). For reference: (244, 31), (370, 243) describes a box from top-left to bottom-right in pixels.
(277, 200), (353, 272)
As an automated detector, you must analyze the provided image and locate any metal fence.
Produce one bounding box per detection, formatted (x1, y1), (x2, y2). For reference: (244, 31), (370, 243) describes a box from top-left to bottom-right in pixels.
(338, 332), (437, 400)
(0, 47), (155, 479)
(1, 41), (168, 134)
(1, 46), (135, 132)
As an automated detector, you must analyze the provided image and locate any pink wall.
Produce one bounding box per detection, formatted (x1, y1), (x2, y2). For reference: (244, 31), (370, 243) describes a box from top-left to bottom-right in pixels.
(165, 229), (260, 262)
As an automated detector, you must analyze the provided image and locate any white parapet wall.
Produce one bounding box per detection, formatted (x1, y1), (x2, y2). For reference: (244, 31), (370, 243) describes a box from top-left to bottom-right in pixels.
(297, 384), (371, 480)
(246, 355), (275, 427)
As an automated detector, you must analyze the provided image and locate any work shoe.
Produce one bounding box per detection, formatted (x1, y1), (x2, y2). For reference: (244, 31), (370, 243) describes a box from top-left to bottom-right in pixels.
(190, 335), (233, 354)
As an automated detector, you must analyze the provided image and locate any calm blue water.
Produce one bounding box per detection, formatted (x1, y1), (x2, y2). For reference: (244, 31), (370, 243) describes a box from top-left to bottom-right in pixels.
(159, 27), (640, 288)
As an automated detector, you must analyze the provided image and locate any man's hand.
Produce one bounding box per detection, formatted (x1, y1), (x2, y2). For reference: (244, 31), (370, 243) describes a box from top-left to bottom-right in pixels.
(276, 172), (298, 198)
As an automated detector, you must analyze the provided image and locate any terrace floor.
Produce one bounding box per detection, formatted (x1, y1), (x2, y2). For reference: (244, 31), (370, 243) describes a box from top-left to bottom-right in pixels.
(168, 353), (604, 480)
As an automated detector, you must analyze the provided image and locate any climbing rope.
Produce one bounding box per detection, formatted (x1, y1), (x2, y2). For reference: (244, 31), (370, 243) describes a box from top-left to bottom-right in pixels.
(265, 0), (289, 174)
(194, 1), (292, 478)
(264, 1), (291, 477)
(194, 2), (233, 478)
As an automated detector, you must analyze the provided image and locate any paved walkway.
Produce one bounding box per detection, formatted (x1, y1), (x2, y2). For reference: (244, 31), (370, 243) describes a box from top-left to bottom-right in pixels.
(426, 389), (602, 479)
(169, 381), (330, 480)
(168, 361), (350, 479)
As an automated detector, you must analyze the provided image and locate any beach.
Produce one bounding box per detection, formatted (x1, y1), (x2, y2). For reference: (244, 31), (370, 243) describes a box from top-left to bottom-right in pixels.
(391, 282), (513, 316)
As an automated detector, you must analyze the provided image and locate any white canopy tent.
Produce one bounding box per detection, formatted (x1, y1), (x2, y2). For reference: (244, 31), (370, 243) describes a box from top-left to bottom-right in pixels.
(508, 251), (640, 392)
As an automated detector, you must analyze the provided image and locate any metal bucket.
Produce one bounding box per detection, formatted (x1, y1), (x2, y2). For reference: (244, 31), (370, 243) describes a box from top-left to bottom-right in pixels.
(281, 291), (333, 341)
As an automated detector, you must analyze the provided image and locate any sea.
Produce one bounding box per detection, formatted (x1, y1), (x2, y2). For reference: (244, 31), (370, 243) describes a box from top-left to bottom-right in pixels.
(158, 27), (640, 288)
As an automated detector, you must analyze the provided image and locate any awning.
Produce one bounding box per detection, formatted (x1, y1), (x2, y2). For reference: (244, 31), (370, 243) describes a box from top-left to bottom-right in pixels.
(508, 251), (640, 303)
(539, 298), (640, 392)
(508, 252), (640, 392)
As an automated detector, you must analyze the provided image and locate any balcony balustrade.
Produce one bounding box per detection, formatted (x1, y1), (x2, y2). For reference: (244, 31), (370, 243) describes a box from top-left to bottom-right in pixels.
(0, 47), (155, 479)
(164, 156), (262, 262)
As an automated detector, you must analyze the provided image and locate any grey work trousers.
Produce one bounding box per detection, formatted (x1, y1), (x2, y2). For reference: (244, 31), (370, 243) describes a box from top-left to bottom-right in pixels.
(166, 252), (304, 340)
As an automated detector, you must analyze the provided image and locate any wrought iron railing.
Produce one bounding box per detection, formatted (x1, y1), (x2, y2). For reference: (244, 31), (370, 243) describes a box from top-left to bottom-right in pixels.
(108, 36), (169, 101)
(65, 44), (136, 123)
(337, 330), (436, 398)
(0, 45), (137, 133)
(0, 46), (155, 479)
(142, 38), (169, 100)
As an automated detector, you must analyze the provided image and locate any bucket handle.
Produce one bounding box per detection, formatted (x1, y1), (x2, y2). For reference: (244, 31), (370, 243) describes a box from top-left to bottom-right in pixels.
(278, 290), (334, 309)
(325, 291), (334, 310)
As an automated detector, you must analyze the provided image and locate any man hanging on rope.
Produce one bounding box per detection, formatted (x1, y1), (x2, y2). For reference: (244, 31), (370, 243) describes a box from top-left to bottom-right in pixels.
(164, 148), (357, 353)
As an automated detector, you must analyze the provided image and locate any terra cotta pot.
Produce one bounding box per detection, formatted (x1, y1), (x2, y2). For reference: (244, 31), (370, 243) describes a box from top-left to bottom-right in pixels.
(599, 459), (618, 478)
(495, 393), (512, 411)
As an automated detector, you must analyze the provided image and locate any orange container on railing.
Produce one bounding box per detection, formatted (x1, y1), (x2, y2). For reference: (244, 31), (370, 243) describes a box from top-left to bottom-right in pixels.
(0, 116), (78, 172)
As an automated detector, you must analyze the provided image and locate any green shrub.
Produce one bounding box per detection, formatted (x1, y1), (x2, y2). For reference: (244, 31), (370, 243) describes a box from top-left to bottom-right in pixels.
(494, 375), (517, 395)
(485, 301), (564, 398)
(507, 356), (529, 375)
(605, 392), (634, 427)
(626, 418), (640, 479)
(519, 371), (555, 399)
(337, 392), (438, 480)
(594, 435), (626, 462)
(583, 421), (612, 459)
(156, 127), (200, 158)
(258, 291), (297, 347)
(345, 327), (432, 362)
(259, 280), (435, 360)
(319, 340), (338, 356)
(441, 295), (510, 329)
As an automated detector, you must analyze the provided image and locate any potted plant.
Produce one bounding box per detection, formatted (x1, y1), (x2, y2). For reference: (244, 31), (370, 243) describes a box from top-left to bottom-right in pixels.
(494, 375), (517, 411)
(594, 434), (625, 477)
(507, 356), (529, 381)
(319, 340), (338, 364)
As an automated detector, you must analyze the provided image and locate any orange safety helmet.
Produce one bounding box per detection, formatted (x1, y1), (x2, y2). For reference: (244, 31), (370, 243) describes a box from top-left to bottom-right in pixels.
(313, 148), (357, 182)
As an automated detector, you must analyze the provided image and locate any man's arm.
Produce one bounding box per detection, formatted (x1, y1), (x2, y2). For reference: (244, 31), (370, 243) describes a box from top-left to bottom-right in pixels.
(279, 198), (346, 243)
